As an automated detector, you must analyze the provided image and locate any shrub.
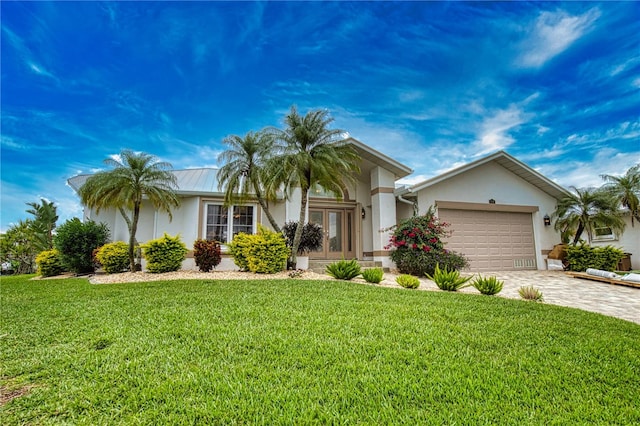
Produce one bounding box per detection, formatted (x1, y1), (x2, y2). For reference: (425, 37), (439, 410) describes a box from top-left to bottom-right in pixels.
(229, 226), (289, 274)
(565, 242), (625, 272)
(282, 221), (323, 255)
(35, 249), (65, 277)
(472, 275), (504, 295)
(54, 218), (110, 274)
(193, 239), (222, 272)
(519, 286), (544, 302)
(361, 267), (384, 284)
(142, 233), (187, 273)
(326, 258), (361, 280)
(426, 264), (473, 291)
(386, 209), (469, 276)
(396, 274), (420, 289)
(95, 242), (130, 274)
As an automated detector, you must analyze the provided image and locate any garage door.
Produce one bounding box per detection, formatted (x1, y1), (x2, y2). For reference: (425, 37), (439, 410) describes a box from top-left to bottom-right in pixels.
(439, 209), (536, 271)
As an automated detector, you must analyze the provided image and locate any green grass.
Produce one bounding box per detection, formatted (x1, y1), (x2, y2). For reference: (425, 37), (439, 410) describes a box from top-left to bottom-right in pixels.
(2, 275), (639, 424)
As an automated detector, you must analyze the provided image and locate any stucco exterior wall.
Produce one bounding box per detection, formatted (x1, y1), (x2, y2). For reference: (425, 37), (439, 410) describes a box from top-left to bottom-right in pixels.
(590, 215), (640, 270)
(413, 162), (562, 270)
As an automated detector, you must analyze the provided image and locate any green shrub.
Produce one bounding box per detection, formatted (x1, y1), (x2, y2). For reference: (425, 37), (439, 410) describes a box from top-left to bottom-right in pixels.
(326, 258), (361, 280)
(565, 242), (625, 272)
(229, 226), (289, 274)
(519, 285), (544, 302)
(386, 208), (469, 276)
(426, 264), (473, 291)
(142, 233), (187, 273)
(282, 221), (324, 255)
(472, 275), (504, 295)
(193, 239), (222, 272)
(54, 218), (110, 274)
(396, 274), (420, 289)
(35, 249), (65, 277)
(361, 267), (384, 284)
(95, 242), (130, 274)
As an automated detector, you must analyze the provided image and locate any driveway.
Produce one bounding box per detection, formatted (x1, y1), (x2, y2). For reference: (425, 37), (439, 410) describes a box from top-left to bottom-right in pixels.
(409, 270), (640, 325)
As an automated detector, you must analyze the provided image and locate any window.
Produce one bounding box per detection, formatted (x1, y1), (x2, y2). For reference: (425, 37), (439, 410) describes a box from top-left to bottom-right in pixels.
(205, 204), (255, 243)
(593, 226), (616, 242)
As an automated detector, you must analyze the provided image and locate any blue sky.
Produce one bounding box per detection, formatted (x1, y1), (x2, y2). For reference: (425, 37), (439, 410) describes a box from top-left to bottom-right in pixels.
(1, 1), (639, 232)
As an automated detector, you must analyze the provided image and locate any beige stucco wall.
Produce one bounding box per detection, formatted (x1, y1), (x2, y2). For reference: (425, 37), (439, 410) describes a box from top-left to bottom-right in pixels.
(412, 161), (562, 270)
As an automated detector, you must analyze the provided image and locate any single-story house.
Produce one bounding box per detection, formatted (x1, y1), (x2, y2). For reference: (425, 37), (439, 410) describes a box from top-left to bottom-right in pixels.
(67, 138), (639, 271)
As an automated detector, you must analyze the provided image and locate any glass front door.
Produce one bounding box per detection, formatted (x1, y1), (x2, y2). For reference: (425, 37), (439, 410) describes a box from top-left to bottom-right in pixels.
(309, 208), (355, 259)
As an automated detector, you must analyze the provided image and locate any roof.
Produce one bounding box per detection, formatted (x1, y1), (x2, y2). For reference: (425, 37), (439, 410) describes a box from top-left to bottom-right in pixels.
(344, 137), (413, 180)
(67, 168), (225, 196)
(402, 150), (570, 200)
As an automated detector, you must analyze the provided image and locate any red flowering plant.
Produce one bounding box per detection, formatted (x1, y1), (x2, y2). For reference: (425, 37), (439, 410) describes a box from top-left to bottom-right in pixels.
(384, 207), (469, 276)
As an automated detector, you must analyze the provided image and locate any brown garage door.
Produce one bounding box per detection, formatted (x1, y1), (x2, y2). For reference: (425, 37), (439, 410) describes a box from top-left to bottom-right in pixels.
(439, 209), (536, 271)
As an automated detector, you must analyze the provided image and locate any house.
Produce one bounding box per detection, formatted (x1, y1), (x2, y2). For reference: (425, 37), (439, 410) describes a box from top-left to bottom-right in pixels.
(67, 140), (639, 271)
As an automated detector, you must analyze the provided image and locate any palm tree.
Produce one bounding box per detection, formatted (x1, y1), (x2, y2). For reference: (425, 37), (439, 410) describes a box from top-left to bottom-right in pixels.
(216, 130), (281, 233)
(78, 150), (180, 271)
(553, 186), (626, 244)
(601, 164), (640, 226)
(25, 198), (58, 250)
(269, 106), (361, 268)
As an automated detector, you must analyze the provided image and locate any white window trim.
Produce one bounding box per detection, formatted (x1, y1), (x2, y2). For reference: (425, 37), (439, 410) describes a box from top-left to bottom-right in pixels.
(592, 226), (617, 242)
(203, 203), (257, 249)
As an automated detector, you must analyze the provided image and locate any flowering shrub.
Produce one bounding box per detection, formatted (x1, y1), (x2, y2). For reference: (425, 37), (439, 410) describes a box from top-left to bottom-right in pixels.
(386, 209), (469, 277)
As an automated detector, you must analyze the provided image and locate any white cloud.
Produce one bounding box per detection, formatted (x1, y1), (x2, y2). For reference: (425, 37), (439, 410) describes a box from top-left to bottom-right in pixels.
(473, 104), (528, 154)
(518, 8), (600, 68)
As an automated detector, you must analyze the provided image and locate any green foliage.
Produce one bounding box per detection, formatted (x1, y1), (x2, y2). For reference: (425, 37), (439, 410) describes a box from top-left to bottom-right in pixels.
(193, 239), (222, 272)
(26, 198), (58, 251)
(387, 209), (469, 276)
(282, 221), (323, 255)
(326, 258), (361, 280)
(54, 218), (110, 274)
(142, 233), (188, 273)
(426, 264), (473, 291)
(361, 267), (384, 284)
(565, 242), (625, 272)
(95, 242), (130, 274)
(396, 274), (420, 289)
(35, 249), (65, 277)
(229, 227), (289, 274)
(472, 275), (504, 295)
(519, 286), (544, 302)
(0, 220), (39, 274)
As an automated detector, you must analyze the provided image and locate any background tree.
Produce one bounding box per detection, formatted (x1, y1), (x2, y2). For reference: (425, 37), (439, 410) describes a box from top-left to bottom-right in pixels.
(553, 186), (626, 244)
(217, 130), (281, 232)
(268, 106), (360, 268)
(0, 220), (39, 274)
(601, 164), (640, 226)
(78, 150), (180, 271)
(25, 198), (58, 251)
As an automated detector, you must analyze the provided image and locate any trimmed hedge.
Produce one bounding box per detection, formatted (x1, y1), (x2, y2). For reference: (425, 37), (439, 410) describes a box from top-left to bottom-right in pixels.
(35, 249), (65, 277)
(565, 242), (625, 272)
(95, 242), (130, 274)
(229, 226), (289, 274)
(142, 233), (187, 273)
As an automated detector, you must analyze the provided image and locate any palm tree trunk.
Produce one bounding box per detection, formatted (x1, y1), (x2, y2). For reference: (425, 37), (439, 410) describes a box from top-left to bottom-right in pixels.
(290, 188), (309, 269)
(573, 222), (585, 245)
(129, 202), (140, 272)
(255, 194), (281, 233)
(119, 207), (141, 266)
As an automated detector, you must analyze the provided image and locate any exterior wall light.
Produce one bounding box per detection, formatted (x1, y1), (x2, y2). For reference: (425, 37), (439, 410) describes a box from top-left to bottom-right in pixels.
(543, 214), (551, 226)
(489, 199), (496, 204)
(361, 207), (366, 219)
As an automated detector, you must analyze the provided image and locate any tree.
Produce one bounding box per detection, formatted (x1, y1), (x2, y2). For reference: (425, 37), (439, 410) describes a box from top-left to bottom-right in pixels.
(54, 218), (110, 274)
(553, 186), (626, 244)
(25, 198), (58, 251)
(216, 130), (281, 232)
(78, 150), (180, 271)
(601, 164), (640, 226)
(268, 106), (360, 268)
(0, 220), (39, 274)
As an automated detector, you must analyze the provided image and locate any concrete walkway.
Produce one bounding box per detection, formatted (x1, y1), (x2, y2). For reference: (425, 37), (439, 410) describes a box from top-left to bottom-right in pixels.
(376, 270), (640, 325)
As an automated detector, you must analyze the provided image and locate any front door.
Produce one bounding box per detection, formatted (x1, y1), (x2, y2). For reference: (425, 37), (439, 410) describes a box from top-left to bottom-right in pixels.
(309, 208), (355, 259)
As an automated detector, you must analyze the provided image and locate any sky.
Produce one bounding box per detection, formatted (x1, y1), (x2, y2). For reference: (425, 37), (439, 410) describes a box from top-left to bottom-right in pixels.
(1, 1), (639, 232)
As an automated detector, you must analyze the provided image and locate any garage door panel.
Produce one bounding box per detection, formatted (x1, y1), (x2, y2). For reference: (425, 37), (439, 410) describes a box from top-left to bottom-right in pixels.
(439, 208), (536, 272)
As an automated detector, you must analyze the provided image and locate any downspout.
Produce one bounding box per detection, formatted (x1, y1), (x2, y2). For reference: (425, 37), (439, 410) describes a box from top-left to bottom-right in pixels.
(396, 188), (418, 216)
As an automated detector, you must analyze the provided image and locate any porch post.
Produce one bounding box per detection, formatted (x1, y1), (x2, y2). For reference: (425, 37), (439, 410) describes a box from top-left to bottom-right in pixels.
(370, 166), (396, 269)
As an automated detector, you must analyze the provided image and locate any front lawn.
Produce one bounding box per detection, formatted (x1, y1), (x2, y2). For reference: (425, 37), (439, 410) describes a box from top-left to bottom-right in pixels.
(2, 275), (639, 424)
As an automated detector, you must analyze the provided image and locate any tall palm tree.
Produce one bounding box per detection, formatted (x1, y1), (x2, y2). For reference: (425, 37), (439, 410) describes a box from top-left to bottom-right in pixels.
(269, 106), (361, 267)
(25, 198), (58, 250)
(553, 186), (626, 244)
(601, 164), (640, 226)
(78, 150), (180, 271)
(216, 130), (281, 233)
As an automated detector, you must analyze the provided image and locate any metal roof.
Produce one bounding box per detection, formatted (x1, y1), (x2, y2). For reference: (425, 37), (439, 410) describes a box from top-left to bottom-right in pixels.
(405, 150), (570, 200)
